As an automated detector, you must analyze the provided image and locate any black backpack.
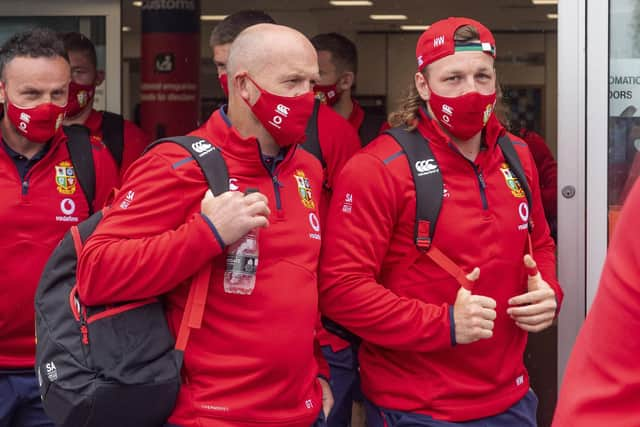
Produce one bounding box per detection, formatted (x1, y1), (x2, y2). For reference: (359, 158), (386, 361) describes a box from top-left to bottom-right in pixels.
(62, 111), (125, 214)
(35, 136), (229, 427)
(322, 127), (533, 343)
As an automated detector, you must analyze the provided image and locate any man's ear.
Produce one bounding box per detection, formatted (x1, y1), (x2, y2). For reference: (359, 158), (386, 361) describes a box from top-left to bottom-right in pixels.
(415, 71), (430, 102)
(337, 71), (355, 92)
(0, 81), (5, 104)
(95, 70), (105, 86)
(235, 72), (253, 103)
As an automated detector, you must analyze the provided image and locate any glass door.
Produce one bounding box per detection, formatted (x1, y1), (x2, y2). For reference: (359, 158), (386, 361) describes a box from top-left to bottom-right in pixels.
(0, 0), (121, 113)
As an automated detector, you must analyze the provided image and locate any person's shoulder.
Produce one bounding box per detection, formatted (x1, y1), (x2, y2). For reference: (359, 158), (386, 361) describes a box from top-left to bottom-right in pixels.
(122, 118), (149, 139)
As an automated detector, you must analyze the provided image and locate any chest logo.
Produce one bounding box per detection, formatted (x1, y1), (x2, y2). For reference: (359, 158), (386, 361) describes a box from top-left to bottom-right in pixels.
(500, 163), (525, 198)
(294, 170), (315, 209)
(55, 161), (77, 195)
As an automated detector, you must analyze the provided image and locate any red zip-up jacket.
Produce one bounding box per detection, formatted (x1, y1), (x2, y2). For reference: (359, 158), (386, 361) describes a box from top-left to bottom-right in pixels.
(319, 109), (563, 421)
(553, 181), (640, 427)
(316, 103), (362, 352)
(518, 129), (557, 224)
(78, 109), (330, 427)
(0, 129), (118, 369)
(84, 109), (150, 179)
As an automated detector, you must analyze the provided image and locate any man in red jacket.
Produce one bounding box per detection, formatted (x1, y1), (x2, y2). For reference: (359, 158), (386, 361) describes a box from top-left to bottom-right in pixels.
(209, 13), (360, 217)
(319, 17), (562, 427)
(0, 28), (118, 427)
(78, 23), (333, 427)
(209, 10), (275, 97)
(311, 32), (386, 147)
(61, 32), (149, 179)
(552, 183), (640, 426)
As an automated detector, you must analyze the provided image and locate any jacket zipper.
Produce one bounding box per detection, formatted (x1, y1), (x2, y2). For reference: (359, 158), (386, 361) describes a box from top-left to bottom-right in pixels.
(257, 144), (295, 212)
(447, 142), (489, 210)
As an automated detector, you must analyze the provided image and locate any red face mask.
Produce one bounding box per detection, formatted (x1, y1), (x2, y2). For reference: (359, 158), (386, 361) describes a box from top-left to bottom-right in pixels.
(428, 90), (496, 140)
(6, 100), (66, 144)
(314, 83), (340, 106)
(219, 74), (229, 97)
(66, 81), (95, 118)
(243, 75), (315, 147)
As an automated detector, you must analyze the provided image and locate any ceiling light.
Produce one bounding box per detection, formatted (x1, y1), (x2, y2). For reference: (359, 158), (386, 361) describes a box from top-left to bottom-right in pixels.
(547, 13), (558, 19)
(532, 0), (558, 4)
(400, 25), (430, 31)
(330, 1), (373, 5)
(122, 26), (132, 32)
(200, 15), (228, 21)
(370, 14), (408, 21)
(132, 1), (142, 6)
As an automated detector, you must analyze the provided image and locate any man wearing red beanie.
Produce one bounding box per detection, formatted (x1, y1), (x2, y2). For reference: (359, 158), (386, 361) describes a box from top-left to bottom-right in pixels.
(319, 17), (562, 427)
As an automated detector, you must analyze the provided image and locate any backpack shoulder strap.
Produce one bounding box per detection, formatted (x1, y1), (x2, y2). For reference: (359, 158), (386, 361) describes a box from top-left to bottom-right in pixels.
(145, 135), (229, 354)
(385, 127), (442, 251)
(146, 136), (229, 196)
(301, 99), (325, 168)
(101, 111), (125, 169)
(64, 125), (96, 215)
(496, 134), (533, 230)
(358, 111), (387, 147)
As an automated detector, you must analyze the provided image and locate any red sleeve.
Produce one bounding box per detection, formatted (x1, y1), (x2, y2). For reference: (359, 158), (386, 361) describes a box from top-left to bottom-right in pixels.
(77, 149), (223, 305)
(522, 131), (557, 220)
(318, 105), (361, 192)
(553, 182), (640, 426)
(522, 145), (563, 308)
(91, 141), (120, 212)
(121, 120), (151, 179)
(318, 149), (453, 352)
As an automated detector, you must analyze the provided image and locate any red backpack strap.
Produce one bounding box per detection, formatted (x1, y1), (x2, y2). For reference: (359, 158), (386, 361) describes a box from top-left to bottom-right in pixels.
(70, 226), (84, 256)
(426, 246), (474, 291)
(175, 263), (212, 351)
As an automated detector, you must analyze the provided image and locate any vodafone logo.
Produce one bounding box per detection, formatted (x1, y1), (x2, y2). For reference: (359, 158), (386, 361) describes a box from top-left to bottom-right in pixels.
(308, 212), (321, 240)
(518, 202), (529, 222)
(309, 213), (320, 232)
(229, 178), (239, 191)
(56, 198), (79, 222)
(60, 198), (76, 215)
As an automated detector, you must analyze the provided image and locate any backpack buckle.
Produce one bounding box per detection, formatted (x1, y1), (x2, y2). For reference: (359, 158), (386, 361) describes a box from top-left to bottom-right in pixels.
(416, 220), (432, 250)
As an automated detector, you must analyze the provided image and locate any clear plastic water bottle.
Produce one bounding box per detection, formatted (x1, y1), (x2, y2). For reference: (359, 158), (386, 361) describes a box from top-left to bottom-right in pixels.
(223, 189), (259, 295)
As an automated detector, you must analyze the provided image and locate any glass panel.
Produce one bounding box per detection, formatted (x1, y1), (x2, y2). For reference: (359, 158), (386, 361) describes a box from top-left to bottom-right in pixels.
(608, 0), (640, 238)
(0, 16), (106, 109)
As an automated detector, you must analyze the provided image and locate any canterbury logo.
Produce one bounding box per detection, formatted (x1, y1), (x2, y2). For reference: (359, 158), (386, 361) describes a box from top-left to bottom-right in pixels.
(415, 159), (438, 175)
(191, 140), (214, 156)
(433, 35), (445, 47)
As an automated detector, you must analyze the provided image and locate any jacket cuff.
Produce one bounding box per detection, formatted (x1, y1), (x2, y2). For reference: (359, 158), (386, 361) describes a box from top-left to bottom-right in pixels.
(200, 213), (226, 249)
(449, 305), (457, 347)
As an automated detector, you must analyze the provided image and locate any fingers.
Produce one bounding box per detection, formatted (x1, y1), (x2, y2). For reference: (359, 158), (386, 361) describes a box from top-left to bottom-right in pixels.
(245, 198), (271, 218)
(465, 267), (480, 282)
(515, 319), (554, 333)
(523, 254), (540, 278)
(511, 311), (555, 327)
(508, 288), (555, 306)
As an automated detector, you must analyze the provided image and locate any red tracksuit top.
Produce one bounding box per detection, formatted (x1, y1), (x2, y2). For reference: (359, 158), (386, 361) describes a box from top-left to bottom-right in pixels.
(318, 109), (563, 421)
(84, 109), (150, 179)
(77, 109), (330, 427)
(318, 100), (364, 352)
(553, 182), (640, 427)
(0, 129), (118, 369)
